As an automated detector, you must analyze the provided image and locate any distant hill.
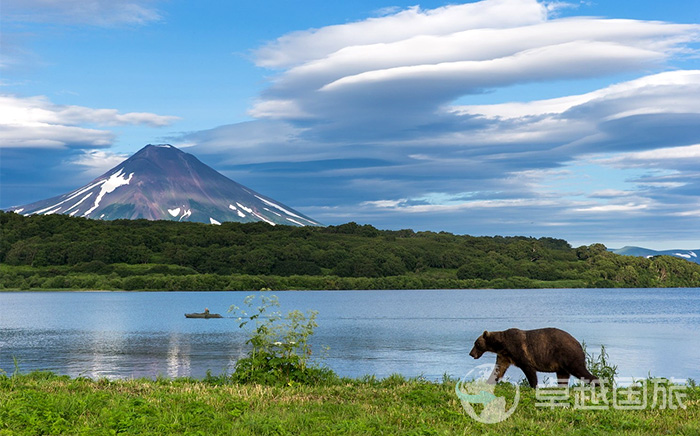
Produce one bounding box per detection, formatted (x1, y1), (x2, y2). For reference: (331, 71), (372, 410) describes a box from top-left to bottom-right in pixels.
(611, 246), (700, 264)
(4, 213), (700, 290)
(7, 144), (321, 227)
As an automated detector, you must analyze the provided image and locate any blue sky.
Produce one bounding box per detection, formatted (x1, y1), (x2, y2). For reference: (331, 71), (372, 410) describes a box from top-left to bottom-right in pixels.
(2, 0), (700, 249)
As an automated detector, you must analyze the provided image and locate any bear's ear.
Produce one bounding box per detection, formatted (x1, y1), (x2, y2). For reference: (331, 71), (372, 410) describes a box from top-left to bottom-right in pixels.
(482, 330), (489, 338)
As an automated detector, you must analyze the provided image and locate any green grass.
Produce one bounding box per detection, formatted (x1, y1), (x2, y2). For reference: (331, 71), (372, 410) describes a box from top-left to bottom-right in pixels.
(1, 372), (698, 435)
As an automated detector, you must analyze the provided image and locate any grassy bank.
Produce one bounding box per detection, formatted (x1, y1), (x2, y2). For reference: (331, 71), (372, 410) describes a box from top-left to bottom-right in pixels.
(1, 371), (698, 435)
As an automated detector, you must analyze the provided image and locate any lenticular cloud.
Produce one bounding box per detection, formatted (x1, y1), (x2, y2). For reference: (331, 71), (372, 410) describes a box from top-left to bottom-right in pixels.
(254, 0), (547, 69)
(249, 0), (700, 138)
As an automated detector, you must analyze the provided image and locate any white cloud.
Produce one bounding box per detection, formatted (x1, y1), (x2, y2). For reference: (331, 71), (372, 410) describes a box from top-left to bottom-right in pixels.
(255, 0), (546, 69)
(587, 142), (700, 191)
(1, 95), (178, 127)
(448, 70), (700, 154)
(543, 1), (582, 16)
(250, 0), (699, 131)
(319, 41), (657, 92)
(361, 199), (408, 208)
(457, 70), (700, 119)
(1, 0), (162, 26)
(70, 149), (129, 178)
(574, 203), (649, 213)
(611, 143), (700, 162)
(362, 188), (562, 212)
(674, 209), (700, 217)
(247, 100), (312, 120)
(590, 189), (636, 198)
(184, 120), (310, 159)
(0, 94), (179, 148)
(316, 21), (688, 92)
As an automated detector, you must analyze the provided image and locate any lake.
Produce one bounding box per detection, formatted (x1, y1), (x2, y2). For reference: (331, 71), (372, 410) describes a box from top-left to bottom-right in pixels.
(1, 288), (699, 382)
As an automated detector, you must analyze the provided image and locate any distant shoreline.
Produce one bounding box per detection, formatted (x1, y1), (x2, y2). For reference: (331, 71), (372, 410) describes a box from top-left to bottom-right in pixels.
(5, 214), (700, 290)
(2, 286), (698, 293)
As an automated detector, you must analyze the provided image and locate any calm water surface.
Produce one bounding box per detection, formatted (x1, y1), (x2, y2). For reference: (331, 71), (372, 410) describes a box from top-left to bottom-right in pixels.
(1, 289), (699, 381)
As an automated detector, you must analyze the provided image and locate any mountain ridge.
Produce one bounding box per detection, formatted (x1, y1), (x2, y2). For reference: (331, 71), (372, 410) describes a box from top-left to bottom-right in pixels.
(611, 246), (700, 264)
(8, 144), (321, 227)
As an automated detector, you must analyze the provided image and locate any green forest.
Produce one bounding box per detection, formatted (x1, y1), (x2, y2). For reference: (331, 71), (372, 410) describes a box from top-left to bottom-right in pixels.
(2, 211), (700, 291)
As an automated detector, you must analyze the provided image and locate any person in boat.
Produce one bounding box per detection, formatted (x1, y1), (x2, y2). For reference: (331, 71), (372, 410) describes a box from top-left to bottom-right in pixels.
(204, 308), (210, 314)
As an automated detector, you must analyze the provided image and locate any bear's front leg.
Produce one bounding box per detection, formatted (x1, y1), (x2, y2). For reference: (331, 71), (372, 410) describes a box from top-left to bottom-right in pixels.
(520, 365), (538, 388)
(487, 355), (512, 384)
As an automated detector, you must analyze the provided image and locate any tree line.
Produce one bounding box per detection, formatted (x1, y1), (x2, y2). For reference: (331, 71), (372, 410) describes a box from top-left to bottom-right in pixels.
(2, 211), (700, 290)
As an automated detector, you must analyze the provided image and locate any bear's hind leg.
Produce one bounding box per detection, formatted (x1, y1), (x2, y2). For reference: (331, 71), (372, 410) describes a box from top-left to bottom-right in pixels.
(556, 371), (570, 387)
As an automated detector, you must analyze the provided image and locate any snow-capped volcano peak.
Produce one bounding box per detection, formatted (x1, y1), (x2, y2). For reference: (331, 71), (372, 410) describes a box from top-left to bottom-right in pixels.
(9, 144), (321, 227)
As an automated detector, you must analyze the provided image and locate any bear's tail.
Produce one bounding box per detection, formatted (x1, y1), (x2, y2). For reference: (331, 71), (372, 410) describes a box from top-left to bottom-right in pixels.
(579, 369), (600, 386)
(571, 364), (601, 386)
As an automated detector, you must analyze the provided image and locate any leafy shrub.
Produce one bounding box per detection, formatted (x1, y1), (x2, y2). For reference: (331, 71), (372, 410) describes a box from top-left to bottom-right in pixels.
(583, 343), (618, 382)
(228, 293), (336, 385)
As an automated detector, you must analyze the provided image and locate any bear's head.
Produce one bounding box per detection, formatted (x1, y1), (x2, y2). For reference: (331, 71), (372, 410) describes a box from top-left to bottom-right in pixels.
(469, 330), (492, 359)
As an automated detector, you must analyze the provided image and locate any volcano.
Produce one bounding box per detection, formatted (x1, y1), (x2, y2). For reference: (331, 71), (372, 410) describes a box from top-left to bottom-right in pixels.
(9, 144), (321, 227)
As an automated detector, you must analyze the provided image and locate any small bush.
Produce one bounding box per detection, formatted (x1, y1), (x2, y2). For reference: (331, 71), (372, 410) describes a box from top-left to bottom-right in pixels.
(583, 343), (618, 382)
(228, 293), (336, 385)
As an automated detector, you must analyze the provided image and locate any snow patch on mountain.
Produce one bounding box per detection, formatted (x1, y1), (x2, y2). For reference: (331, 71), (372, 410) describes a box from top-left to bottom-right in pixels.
(84, 170), (133, 217)
(265, 208), (282, 217)
(34, 203), (61, 215)
(32, 181), (102, 215)
(256, 196), (296, 217)
(210, 217), (221, 225)
(229, 204), (247, 218)
(255, 195), (318, 225)
(236, 203), (252, 214)
(168, 207), (181, 217)
(36, 204), (64, 215)
(252, 211), (276, 226)
(65, 193), (92, 213)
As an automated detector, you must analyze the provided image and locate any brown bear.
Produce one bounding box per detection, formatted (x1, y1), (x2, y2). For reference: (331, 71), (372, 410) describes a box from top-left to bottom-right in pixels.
(469, 327), (598, 388)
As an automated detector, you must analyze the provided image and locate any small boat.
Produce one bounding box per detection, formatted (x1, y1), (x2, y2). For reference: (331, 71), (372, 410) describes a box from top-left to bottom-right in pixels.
(185, 309), (222, 319)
